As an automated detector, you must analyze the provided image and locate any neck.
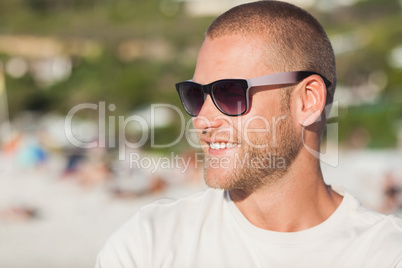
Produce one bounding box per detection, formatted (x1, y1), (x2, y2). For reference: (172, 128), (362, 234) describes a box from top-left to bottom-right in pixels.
(229, 150), (342, 232)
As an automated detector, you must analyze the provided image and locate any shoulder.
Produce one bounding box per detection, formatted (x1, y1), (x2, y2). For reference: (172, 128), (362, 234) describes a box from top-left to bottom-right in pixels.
(356, 205), (402, 244)
(329, 188), (402, 266)
(96, 188), (225, 267)
(334, 186), (401, 230)
(115, 187), (225, 236)
(344, 191), (402, 257)
(138, 187), (224, 219)
(348, 192), (402, 234)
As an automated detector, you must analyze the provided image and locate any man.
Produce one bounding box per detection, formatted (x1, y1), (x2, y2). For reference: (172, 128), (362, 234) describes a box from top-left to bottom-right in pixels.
(96, 1), (402, 267)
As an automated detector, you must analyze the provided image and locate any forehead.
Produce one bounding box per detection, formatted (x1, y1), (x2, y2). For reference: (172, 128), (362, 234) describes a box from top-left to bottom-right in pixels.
(193, 35), (270, 84)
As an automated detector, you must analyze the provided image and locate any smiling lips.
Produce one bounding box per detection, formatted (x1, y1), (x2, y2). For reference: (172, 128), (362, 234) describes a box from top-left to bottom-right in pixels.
(209, 142), (241, 150)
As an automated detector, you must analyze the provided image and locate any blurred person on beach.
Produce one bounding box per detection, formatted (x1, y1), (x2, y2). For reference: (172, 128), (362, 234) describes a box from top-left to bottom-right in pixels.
(381, 171), (402, 214)
(108, 149), (168, 198)
(62, 146), (111, 187)
(96, 1), (402, 267)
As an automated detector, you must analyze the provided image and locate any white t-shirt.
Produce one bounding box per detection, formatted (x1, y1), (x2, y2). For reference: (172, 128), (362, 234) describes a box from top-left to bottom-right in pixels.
(96, 186), (402, 268)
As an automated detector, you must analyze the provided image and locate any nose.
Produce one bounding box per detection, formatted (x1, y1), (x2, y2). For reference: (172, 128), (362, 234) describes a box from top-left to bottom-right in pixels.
(193, 95), (224, 131)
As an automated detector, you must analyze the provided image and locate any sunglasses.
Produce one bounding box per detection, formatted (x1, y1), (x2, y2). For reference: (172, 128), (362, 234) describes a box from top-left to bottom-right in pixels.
(176, 71), (331, 117)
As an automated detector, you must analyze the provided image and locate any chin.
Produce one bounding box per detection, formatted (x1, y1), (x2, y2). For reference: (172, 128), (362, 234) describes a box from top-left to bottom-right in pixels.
(204, 168), (233, 190)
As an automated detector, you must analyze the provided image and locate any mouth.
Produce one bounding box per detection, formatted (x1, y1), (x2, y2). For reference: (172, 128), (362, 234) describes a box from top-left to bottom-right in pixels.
(208, 142), (241, 150)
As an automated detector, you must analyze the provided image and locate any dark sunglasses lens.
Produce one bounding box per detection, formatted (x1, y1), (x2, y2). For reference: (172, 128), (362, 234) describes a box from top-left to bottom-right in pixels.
(178, 82), (204, 116)
(212, 81), (246, 115)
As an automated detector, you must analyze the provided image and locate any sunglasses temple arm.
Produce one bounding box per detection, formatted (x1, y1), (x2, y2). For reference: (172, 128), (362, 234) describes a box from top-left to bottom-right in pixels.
(248, 71), (302, 87)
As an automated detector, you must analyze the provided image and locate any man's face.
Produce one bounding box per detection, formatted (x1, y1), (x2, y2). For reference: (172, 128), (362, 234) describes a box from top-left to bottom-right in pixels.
(192, 35), (302, 192)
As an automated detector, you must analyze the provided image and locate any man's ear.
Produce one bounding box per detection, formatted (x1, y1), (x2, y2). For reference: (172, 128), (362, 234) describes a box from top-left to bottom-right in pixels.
(294, 75), (327, 127)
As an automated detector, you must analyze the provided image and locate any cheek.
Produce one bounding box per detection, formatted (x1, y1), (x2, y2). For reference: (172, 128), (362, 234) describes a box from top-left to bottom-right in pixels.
(242, 117), (271, 137)
(241, 93), (283, 136)
(249, 91), (282, 115)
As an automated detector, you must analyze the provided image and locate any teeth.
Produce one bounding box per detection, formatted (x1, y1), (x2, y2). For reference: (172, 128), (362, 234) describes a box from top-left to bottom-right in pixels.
(209, 142), (240, 150)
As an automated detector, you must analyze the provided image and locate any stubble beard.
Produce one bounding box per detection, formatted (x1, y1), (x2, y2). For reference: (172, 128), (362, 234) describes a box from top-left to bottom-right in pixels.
(204, 112), (302, 192)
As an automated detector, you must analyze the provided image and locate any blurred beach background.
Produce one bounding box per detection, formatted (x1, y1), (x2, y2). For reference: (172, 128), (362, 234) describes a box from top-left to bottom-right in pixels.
(0, 0), (402, 267)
